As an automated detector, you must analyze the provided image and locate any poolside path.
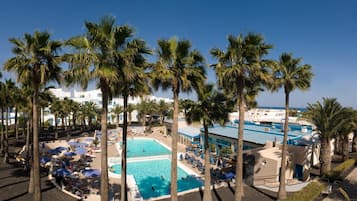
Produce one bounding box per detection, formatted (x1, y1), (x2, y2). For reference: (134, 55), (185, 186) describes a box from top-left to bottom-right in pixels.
(0, 157), (79, 201)
(157, 183), (274, 201)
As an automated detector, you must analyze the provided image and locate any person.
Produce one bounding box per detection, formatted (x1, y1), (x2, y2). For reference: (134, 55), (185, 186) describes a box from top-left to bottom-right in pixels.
(161, 175), (164, 180)
(151, 186), (155, 191)
(142, 148), (145, 152)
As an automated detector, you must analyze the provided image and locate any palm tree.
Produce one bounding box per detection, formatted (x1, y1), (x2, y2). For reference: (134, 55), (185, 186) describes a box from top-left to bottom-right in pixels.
(184, 84), (233, 201)
(65, 16), (132, 201)
(3, 79), (16, 163)
(111, 38), (151, 201)
(151, 37), (206, 201)
(210, 33), (272, 201)
(270, 53), (313, 200)
(0, 81), (5, 156)
(157, 100), (170, 126)
(128, 103), (135, 125)
(50, 97), (62, 139)
(111, 105), (123, 128)
(136, 99), (157, 126)
(12, 85), (24, 141)
(336, 108), (357, 161)
(4, 31), (62, 201)
(304, 98), (349, 175)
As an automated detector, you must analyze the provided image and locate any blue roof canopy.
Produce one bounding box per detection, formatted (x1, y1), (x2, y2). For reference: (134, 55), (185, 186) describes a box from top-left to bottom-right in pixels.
(178, 127), (200, 138)
(206, 126), (303, 145)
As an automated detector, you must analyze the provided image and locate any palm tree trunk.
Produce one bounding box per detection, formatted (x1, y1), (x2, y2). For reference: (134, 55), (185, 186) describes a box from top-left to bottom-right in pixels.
(72, 114), (76, 129)
(320, 137), (332, 175)
(4, 107), (9, 163)
(128, 112), (132, 126)
(28, 145), (34, 193)
(32, 87), (41, 201)
(353, 133), (357, 152)
(235, 79), (244, 201)
(121, 94), (128, 201)
(171, 84), (179, 201)
(15, 107), (18, 140)
(277, 92), (290, 200)
(26, 117), (31, 171)
(342, 136), (349, 161)
(55, 114), (58, 139)
(203, 122), (212, 201)
(100, 82), (109, 201)
(0, 107), (4, 155)
(116, 114), (119, 129)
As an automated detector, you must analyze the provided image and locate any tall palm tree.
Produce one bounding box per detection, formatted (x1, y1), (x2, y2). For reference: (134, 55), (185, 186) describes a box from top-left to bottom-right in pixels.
(270, 53), (313, 200)
(128, 103), (135, 126)
(3, 79), (16, 163)
(157, 100), (170, 126)
(336, 108), (357, 161)
(304, 98), (349, 175)
(111, 105), (123, 128)
(65, 16), (132, 201)
(151, 37), (206, 201)
(0, 81), (5, 156)
(12, 85), (24, 141)
(184, 84), (233, 201)
(210, 33), (272, 201)
(4, 31), (62, 201)
(50, 97), (62, 139)
(111, 38), (151, 201)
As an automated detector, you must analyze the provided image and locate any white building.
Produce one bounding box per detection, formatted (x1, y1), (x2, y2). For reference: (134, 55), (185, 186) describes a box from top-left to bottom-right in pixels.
(47, 88), (173, 126)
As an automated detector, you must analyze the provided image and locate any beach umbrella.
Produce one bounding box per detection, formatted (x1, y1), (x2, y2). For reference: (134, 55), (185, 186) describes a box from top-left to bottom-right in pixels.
(55, 146), (68, 152)
(68, 141), (88, 147)
(82, 169), (100, 178)
(53, 168), (71, 177)
(40, 156), (51, 165)
(74, 147), (87, 155)
(48, 148), (62, 155)
(64, 152), (77, 157)
(223, 172), (235, 180)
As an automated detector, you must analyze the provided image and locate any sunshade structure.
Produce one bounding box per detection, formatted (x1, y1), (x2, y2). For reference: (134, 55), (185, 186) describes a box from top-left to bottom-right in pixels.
(48, 146), (68, 155)
(68, 141), (88, 148)
(74, 147), (87, 155)
(223, 172), (235, 180)
(53, 168), (71, 177)
(82, 169), (100, 178)
(64, 152), (77, 157)
(40, 156), (51, 165)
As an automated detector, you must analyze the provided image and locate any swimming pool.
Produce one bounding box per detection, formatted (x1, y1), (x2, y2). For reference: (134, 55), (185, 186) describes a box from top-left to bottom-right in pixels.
(121, 138), (171, 158)
(112, 159), (202, 199)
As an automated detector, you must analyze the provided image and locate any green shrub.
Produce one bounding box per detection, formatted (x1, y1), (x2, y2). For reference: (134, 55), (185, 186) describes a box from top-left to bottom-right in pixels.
(326, 159), (356, 181)
(285, 181), (325, 201)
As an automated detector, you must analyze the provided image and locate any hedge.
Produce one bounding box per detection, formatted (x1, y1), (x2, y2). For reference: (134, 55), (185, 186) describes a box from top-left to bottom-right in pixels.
(285, 181), (325, 201)
(326, 159), (356, 181)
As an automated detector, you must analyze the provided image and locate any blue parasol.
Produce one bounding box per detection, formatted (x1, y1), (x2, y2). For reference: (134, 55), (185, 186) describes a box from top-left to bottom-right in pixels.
(64, 152), (77, 157)
(223, 172), (235, 180)
(82, 169), (100, 177)
(40, 156), (51, 165)
(74, 147), (87, 155)
(53, 168), (71, 177)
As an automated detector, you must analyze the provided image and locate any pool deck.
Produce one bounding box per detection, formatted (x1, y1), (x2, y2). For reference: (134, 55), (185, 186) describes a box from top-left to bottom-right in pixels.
(89, 127), (271, 201)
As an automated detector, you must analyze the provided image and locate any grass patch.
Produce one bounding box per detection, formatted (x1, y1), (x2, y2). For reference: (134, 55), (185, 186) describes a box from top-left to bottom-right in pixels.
(326, 159), (356, 181)
(285, 181), (325, 201)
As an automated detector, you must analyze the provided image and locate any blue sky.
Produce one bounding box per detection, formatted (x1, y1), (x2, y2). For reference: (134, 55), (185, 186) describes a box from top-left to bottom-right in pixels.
(1, 0), (356, 108)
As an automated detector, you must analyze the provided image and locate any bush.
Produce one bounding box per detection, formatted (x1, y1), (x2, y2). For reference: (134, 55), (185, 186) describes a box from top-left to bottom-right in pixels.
(285, 181), (325, 201)
(326, 159), (356, 181)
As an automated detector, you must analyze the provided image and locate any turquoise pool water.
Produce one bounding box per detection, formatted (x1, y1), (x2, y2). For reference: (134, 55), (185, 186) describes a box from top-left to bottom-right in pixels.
(123, 138), (171, 158)
(112, 159), (202, 199)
